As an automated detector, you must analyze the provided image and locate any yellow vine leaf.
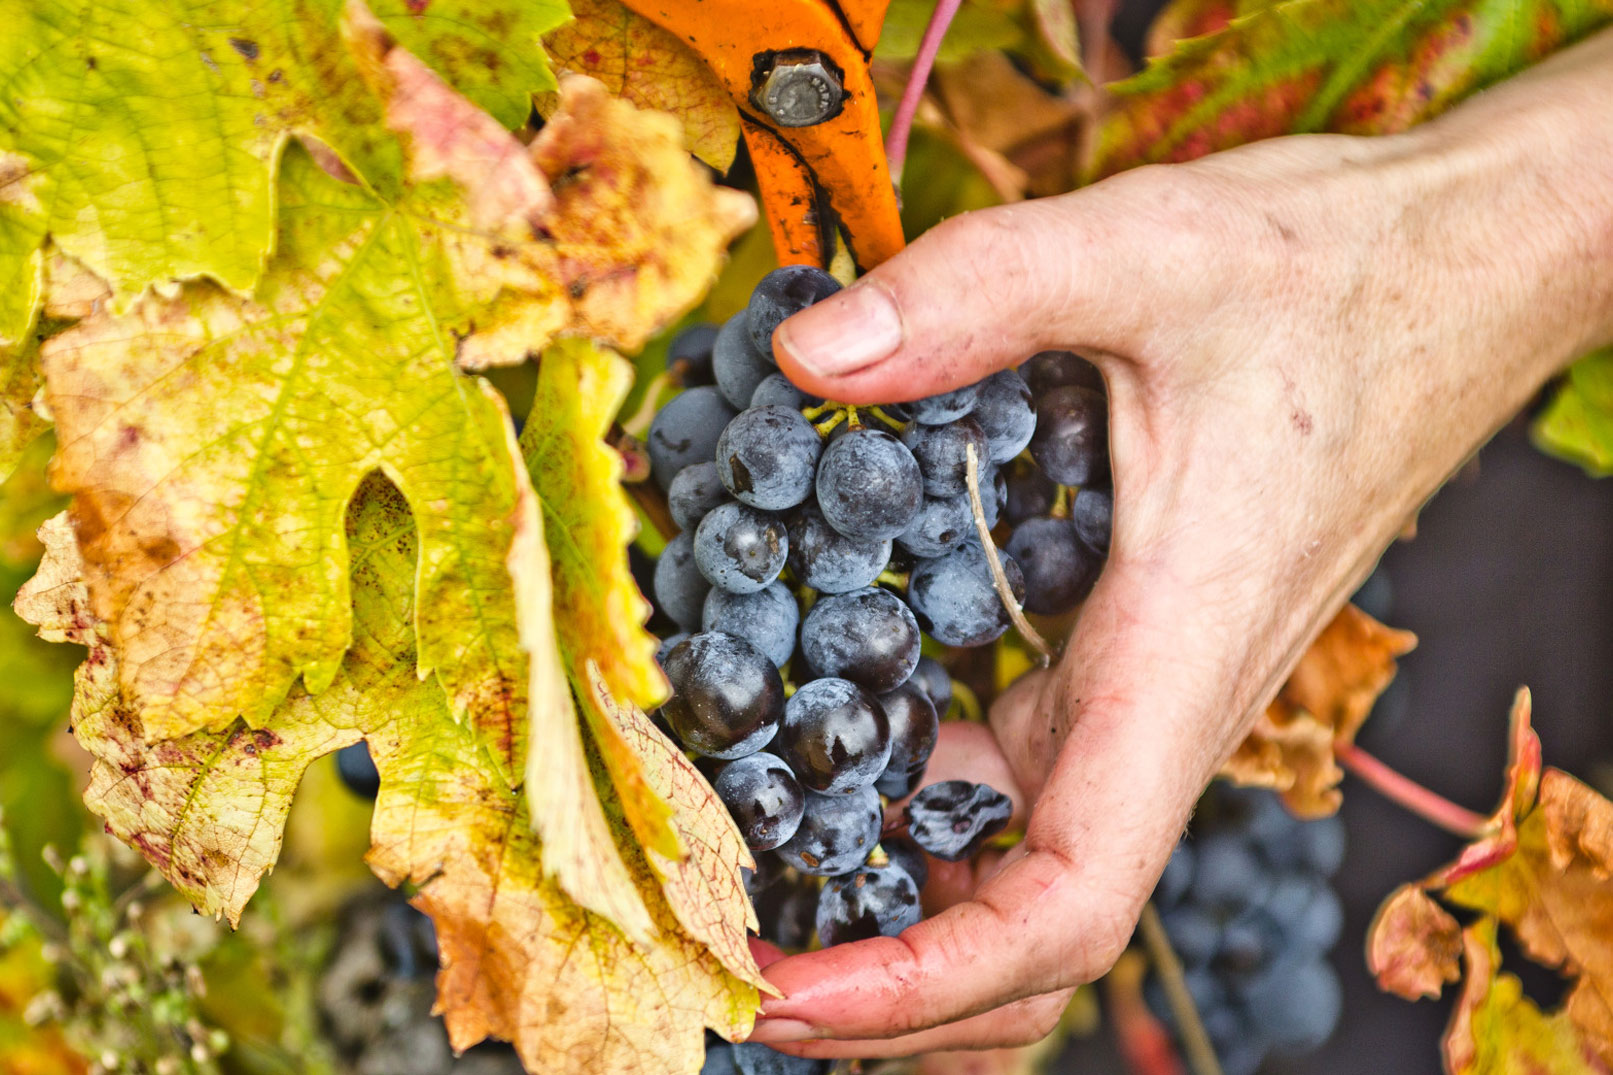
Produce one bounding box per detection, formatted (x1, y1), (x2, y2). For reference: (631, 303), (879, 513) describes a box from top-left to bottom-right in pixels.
(540, 0), (742, 172)
(0, 0), (568, 322)
(33, 21), (749, 777)
(16, 480), (760, 1074)
(521, 338), (677, 858)
(1221, 603), (1416, 816)
(1444, 919), (1607, 1075)
(585, 665), (772, 991)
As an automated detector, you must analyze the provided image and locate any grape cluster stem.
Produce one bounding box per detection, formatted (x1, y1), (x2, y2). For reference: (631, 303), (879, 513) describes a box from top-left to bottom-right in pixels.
(1139, 901), (1225, 1075)
(965, 444), (1053, 664)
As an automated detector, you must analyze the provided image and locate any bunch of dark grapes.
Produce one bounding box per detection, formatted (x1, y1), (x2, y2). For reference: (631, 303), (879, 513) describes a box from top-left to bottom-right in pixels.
(644, 267), (1115, 1070)
(1146, 785), (1347, 1075)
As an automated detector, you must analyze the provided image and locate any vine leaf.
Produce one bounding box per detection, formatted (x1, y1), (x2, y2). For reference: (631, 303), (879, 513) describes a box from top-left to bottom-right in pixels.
(540, 0), (742, 171)
(0, 0), (569, 323)
(1535, 347), (1613, 476)
(1368, 884), (1463, 1001)
(1089, 0), (1613, 179)
(584, 665), (772, 992)
(1445, 919), (1608, 1075)
(34, 20), (748, 781)
(1364, 690), (1613, 1069)
(16, 481), (761, 1074)
(1221, 604), (1416, 816)
(521, 338), (677, 862)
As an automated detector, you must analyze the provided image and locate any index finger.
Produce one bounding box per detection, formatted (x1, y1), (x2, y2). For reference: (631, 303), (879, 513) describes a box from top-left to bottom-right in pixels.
(755, 570), (1226, 1040)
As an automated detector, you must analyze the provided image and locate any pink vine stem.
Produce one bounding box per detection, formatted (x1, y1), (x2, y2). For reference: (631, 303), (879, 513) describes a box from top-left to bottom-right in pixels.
(884, 0), (963, 184)
(1335, 742), (1487, 838)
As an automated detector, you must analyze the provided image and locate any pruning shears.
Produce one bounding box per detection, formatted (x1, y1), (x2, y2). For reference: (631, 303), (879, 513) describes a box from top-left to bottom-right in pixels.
(614, 0), (907, 271)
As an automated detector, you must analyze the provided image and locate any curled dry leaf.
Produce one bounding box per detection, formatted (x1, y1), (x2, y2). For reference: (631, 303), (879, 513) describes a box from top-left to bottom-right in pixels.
(16, 481), (762, 1075)
(1367, 884), (1463, 1001)
(541, 0), (742, 172)
(1221, 603), (1416, 816)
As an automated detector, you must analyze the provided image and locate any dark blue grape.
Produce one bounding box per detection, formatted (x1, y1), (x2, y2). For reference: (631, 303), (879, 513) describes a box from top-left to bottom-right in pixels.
(1029, 385), (1108, 487)
(750, 372), (822, 410)
(973, 370), (1037, 464)
(655, 631), (690, 670)
(1004, 515), (1102, 615)
(906, 543), (1025, 647)
(732, 1042), (831, 1075)
(648, 386), (738, 490)
(1155, 841), (1194, 909)
(873, 682), (938, 799)
(1071, 486), (1113, 555)
(1160, 903), (1223, 967)
(713, 752), (805, 851)
(377, 898), (439, 979)
(906, 384), (981, 425)
(814, 427), (924, 542)
(756, 878), (819, 951)
(1214, 908), (1284, 979)
(1190, 834), (1272, 914)
(742, 852), (786, 906)
(714, 312), (775, 409)
(702, 581), (799, 668)
(815, 862), (922, 946)
(800, 587), (921, 693)
(700, 1037), (738, 1075)
(336, 741), (380, 799)
(785, 502), (891, 594)
(1004, 461), (1058, 525)
(693, 502), (788, 594)
(776, 785), (882, 876)
(668, 461), (729, 533)
(903, 781), (1013, 861)
(883, 834), (929, 891)
(907, 656), (952, 717)
(746, 265), (841, 358)
(1020, 350), (1104, 396)
(653, 531), (712, 631)
(901, 416), (990, 499)
(662, 632), (784, 759)
(1240, 957), (1342, 1056)
(1262, 873), (1344, 954)
(668, 322), (719, 385)
(780, 678), (891, 794)
(716, 405), (822, 510)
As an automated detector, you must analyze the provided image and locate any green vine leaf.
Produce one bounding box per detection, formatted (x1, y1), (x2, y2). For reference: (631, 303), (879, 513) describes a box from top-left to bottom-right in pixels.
(1089, 0), (1613, 178)
(0, 0), (568, 324)
(1534, 348), (1613, 476)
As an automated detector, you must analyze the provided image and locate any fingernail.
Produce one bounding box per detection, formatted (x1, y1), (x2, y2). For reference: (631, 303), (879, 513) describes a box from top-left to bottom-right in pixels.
(746, 1018), (817, 1044)
(776, 283), (903, 378)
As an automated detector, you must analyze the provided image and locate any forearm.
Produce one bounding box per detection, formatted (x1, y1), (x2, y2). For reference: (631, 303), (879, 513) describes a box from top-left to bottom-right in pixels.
(1394, 27), (1613, 384)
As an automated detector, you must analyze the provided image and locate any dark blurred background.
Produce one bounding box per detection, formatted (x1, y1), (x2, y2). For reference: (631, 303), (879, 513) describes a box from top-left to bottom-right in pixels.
(1056, 416), (1613, 1073)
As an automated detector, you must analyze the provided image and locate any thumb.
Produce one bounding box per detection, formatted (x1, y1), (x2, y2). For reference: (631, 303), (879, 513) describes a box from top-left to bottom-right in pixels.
(773, 197), (1144, 404)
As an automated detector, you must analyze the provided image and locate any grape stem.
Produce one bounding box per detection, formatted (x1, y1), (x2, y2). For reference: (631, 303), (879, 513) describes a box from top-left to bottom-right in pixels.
(884, 0), (963, 185)
(964, 444), (1054, 665)
(1138, 902), (1224, 1075)
(1335, 742), (1488, 838)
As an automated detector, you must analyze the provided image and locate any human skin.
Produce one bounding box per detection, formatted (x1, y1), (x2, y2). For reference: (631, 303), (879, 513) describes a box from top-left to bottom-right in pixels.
(750, 27), (1613, 1057)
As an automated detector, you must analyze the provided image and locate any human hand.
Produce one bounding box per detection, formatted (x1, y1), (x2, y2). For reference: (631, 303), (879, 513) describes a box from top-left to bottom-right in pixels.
(749, 35), (1613, 1058)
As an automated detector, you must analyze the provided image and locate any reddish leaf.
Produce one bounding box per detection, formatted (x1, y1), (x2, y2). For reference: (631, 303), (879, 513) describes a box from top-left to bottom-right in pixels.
(1367, 884), (1463, 1001)
(1090, 0), (1613, 179)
